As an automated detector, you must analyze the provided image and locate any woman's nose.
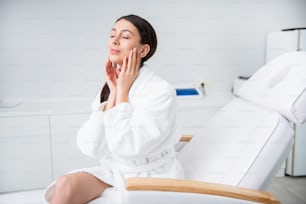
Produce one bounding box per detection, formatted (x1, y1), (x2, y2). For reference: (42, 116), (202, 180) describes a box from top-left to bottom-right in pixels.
(112, 36), (119, 45)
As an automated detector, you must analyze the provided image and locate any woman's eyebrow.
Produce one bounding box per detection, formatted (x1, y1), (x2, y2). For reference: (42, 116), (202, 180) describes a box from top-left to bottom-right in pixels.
(111, 28), (134, 35)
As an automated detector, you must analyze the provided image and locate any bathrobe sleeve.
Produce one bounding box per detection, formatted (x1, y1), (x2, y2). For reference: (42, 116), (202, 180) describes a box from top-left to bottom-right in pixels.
(103, 81), (180, 159)
(76, 93), (109, 158)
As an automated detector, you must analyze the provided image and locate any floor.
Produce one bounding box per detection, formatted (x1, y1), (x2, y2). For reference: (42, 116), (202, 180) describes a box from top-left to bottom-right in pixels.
(267, 176), (306, 204)
(0, 176), (305, 204)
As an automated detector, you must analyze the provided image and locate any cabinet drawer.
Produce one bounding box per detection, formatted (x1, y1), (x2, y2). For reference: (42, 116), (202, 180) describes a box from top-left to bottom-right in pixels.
(0, 116), (52, 192)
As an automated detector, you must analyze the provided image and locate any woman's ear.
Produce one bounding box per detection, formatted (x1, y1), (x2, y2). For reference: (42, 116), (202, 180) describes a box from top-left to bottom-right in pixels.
(139, 44), (150, 58)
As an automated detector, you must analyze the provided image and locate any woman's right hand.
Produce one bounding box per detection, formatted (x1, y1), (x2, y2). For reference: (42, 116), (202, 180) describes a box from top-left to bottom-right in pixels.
(104, 58), (119, 93)
(103, 58), (120, 111)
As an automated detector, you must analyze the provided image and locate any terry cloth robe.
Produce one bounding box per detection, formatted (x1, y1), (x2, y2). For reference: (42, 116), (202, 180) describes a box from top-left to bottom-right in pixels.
(43, 65), (184, 203)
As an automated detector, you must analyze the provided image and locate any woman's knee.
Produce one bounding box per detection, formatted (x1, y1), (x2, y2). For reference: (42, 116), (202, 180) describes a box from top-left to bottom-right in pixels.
(50, 172), (110, 204)
(51, 175), (75, 202)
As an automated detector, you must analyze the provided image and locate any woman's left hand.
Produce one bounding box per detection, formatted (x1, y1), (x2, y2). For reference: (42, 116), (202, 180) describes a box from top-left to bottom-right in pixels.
(116, 48), (141, 103)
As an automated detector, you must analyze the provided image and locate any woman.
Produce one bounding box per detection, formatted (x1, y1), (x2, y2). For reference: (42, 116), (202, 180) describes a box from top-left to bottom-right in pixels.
(44, 14), (184, 204)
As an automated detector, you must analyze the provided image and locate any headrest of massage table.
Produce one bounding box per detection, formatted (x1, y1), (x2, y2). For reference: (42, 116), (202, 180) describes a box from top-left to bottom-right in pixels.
(237, 51), (306, 124)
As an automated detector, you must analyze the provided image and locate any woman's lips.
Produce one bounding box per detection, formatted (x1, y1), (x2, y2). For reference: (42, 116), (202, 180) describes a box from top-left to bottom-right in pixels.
(110, 49), (120, 54)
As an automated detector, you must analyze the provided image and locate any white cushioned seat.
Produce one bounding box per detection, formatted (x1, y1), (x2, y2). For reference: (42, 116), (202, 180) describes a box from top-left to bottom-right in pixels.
(178, 98), (293, 190)
(237, 51), (306, 124)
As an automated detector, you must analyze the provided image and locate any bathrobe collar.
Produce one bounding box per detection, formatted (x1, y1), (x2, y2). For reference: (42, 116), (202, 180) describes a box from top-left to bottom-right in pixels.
(129, 64), (154, 98)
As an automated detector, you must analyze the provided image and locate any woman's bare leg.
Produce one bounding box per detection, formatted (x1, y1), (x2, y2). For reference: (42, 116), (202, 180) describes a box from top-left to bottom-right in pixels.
(50, 172), (112, 204)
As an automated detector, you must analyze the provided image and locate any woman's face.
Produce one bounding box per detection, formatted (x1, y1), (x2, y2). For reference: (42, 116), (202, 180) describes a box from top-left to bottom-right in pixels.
(108, 19), (143, 66)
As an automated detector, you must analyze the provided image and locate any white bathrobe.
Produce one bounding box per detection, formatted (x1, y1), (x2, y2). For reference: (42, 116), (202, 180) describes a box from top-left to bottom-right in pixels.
(44, 65), (184, 203)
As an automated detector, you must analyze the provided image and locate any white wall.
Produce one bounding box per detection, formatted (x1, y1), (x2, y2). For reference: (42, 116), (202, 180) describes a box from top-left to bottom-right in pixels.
(1, 0), (306, 101)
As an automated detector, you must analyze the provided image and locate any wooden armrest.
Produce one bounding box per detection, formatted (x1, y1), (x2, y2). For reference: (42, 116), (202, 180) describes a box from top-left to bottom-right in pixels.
(125, 177), (280, 204)
(179, 134), (193, 142)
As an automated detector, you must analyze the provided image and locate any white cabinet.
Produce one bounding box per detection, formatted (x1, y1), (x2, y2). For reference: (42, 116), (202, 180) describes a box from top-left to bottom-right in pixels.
(0, 99), (94, 192)
(50, 114), (99, 179)
(0, 115), (52, 192)
(0, 95), (233, 192)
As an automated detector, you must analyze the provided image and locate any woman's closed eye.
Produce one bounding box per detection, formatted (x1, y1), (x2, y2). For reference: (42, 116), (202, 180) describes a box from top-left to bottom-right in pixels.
(109, 34), (130, 39)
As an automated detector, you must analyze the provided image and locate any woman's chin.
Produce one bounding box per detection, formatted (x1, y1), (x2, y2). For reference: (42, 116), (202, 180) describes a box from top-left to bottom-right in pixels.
(109, 56), (122, 65)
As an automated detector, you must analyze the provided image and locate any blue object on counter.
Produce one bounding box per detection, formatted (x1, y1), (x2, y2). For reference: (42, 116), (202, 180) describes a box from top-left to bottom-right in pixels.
(176, 88), (199, 96)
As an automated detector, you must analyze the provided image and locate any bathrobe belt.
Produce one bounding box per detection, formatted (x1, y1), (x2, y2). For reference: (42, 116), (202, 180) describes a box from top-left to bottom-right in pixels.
(109, 148), (176, 173)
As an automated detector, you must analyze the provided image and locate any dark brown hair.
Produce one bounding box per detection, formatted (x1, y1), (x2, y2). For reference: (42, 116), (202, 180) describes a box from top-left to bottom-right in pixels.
(100, 14), (158, 103)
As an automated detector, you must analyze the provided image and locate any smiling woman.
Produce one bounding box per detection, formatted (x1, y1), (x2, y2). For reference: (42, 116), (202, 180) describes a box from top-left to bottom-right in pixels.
(43, 14), (184, 204)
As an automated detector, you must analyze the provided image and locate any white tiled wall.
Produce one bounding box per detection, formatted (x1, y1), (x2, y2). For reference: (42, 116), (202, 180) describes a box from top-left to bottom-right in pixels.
(1, 0), (306, 100)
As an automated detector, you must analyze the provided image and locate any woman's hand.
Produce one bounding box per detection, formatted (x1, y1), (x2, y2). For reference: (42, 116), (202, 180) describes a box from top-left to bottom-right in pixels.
(116, 48), (141, 104)
(104, 58), (120, 93)
(103, 58), (120, 111)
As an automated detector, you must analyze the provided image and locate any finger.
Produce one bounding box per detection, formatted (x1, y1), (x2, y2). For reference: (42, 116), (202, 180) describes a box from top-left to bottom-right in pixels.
(105, 58), (111, 67)
(105, 58), (112, 74)
(121, 55), (127, 73)
(127, 49), (134, 73)
(115, 68), (120, 78)
(136, 49), (141, 71)
(132, 48), (137, 73)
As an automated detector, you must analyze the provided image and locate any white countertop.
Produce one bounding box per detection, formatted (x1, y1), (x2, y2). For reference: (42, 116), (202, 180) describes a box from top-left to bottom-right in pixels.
(177, 92), (234, 108)
(0, 98), (93, 117)
(0, 92), (234, 117)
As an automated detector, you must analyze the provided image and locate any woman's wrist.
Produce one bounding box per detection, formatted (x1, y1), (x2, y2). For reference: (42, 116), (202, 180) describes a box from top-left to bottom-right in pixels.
(116, 91), (129, 104)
